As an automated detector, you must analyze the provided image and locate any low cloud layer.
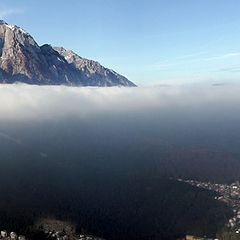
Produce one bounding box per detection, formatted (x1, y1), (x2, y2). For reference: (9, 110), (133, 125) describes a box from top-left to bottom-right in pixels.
(0, 84), (239, 121)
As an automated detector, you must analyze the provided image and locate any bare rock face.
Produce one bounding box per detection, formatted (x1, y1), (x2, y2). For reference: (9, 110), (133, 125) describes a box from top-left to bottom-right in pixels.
(54, 47), (135, 87)
(0, 20), (136, 87)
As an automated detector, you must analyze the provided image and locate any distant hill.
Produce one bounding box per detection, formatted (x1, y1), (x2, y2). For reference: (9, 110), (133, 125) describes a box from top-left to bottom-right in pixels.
(0, 20), (136, 87)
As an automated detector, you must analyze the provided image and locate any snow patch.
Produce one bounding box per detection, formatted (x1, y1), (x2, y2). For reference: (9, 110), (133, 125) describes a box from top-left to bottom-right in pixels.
(4, 24), (29, 35)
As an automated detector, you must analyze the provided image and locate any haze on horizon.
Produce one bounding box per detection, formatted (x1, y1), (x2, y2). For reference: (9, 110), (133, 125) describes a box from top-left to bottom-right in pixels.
(1, 0), (240, 86)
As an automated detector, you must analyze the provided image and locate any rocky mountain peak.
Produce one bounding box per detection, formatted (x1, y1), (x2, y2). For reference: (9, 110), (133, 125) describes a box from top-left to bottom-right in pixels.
(0, 20), (30, 37)
(0, 20), (8, 25)
(54, 47), (136, 87)
(0, 21), (136, 86)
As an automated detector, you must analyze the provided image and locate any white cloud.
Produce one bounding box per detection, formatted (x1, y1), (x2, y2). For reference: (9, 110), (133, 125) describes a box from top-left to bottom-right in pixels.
(0, 84), (239, 121)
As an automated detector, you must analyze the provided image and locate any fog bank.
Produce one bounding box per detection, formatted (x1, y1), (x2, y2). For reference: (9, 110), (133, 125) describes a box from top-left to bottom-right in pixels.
(0, 84), (239, 121)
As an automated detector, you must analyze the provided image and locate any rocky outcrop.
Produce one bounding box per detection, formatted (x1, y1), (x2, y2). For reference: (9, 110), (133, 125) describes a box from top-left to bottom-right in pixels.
(54, 47), (135, 87)
(0, 20), (136, 87)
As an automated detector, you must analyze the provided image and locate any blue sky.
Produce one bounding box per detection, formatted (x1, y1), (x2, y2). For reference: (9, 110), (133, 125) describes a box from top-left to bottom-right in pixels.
(1, 0), (240, 85)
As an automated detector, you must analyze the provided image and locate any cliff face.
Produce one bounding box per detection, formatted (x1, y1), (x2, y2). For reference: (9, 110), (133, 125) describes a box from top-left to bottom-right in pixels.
(54, 47), (135, 86)
(0, 20), (136, 87)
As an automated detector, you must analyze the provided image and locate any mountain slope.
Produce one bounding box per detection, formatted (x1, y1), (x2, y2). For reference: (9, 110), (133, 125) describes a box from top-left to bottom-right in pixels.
(0, 20), (136, 87)
(54, 47), (135, 87)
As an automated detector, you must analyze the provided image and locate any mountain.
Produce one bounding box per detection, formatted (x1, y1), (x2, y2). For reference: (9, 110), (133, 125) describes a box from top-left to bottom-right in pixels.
(0, 20), (136, 87)
(54, 47), (135, 87)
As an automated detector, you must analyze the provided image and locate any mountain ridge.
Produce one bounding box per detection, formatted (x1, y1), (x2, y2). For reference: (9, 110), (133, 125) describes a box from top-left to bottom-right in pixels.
(0, 20), (136, 87)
